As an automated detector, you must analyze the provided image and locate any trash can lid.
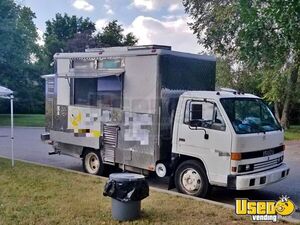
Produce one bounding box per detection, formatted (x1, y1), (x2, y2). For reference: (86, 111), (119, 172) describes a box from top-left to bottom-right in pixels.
(109, 173), (145, 182)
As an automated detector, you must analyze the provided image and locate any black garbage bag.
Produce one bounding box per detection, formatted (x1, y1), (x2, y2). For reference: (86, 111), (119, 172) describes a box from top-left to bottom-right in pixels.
(103, 178), (149, 202)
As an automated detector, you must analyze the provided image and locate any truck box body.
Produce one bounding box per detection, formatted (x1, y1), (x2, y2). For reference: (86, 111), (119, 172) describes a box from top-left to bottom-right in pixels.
(44, 46), (216, 171)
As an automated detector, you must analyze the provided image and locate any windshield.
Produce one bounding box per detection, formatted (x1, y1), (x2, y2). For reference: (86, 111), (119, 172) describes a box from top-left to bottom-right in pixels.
(220, 98), (281, 134)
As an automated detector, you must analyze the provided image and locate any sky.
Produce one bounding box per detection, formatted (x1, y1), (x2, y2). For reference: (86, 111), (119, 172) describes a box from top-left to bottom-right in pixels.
(17, 0), (205, 53)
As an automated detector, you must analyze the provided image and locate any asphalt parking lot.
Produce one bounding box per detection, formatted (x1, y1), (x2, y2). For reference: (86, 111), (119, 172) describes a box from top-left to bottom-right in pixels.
(0, 127), (299, 219)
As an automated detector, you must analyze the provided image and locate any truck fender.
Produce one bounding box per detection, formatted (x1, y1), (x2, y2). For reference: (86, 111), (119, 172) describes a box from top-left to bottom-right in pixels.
(168, 154), (209, 190)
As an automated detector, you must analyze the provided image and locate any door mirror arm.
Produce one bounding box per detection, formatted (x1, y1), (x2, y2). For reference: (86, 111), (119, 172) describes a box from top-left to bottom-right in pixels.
(188, 124), (209, 140)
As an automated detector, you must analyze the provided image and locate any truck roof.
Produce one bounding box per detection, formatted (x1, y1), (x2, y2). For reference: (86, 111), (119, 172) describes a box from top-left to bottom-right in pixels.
(53, 45), (216, 62)
(182, 91), (259, 100)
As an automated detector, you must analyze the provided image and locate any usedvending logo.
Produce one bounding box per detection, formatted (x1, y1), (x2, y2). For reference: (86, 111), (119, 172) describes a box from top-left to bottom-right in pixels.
(235, 196), (296, 222)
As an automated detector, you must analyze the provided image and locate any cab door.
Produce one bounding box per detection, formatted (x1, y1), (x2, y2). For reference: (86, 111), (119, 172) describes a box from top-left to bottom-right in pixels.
(175, 98), (232, 185)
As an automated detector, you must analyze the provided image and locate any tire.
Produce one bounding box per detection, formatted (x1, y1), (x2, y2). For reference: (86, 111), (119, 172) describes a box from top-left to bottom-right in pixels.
(82, 149), (104, 176)
(175, 160), (210, 198)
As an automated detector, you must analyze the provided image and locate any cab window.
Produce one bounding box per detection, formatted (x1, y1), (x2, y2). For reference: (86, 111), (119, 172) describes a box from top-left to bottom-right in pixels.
(184, 100), (226, 131)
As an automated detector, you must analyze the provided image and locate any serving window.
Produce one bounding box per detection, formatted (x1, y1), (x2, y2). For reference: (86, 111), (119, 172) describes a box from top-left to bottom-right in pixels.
(74, 78), (97, 106)
(72, 75), (123, 108)
(97, 76), (122, 108)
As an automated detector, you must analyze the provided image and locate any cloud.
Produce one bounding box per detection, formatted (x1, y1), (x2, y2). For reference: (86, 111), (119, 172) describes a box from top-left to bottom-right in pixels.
(125, 16), (205, 53)
(131, 0), (182, 11)
(132, 0), (154, 10)
(95, 19), (108, 31)
(104, 4), (114, 15)
(107, 9), (114, 15)
(168, 3), (181, 12)
(72, 0), (94, 11)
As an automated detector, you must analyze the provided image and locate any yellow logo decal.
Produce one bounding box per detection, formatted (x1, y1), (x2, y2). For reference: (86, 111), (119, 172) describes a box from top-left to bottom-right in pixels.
(235, 196), (295, 222)
(70, 111), (82, 128)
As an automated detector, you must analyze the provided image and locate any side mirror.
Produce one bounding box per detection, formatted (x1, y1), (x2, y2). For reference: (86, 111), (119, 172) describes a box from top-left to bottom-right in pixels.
(204, 133), (209, 140)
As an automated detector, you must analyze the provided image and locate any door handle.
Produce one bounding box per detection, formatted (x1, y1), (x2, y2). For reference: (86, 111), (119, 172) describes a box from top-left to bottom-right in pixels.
(179, 138), (185, 142)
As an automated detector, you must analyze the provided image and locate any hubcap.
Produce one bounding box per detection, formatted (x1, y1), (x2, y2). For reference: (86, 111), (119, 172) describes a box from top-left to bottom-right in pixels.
(181, 168), (201, 194)
(85, 152), (100, 174)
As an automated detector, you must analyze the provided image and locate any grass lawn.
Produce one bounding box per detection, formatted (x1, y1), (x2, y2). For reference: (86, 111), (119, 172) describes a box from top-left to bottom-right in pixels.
(285, 125), (300, 141)
(0, 114), (44, 127)
(0, 158), (291, 225)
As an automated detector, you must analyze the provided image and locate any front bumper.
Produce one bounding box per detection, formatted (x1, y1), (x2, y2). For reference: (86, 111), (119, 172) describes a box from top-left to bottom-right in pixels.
(227, 163), (289, 190)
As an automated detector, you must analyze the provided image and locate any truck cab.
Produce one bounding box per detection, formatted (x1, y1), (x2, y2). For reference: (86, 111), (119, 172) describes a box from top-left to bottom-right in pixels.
(171, 90), (289, 197)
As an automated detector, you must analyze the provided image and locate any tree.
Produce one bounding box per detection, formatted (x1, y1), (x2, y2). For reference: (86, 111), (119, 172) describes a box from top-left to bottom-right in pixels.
(44, 14), (96, 61)
(184, 0), (300, 128)
(216, 58), (235, 89)
(216, 58), (261, 95)
(123, 33), (139, 46)
(0, 0), (42, 113)
(97, 20), (138, 47)
(43, 17), (138, 71)
(98, 20), (124, 47)
(65, 32), (99, 52)
(0, 1), (38, 71)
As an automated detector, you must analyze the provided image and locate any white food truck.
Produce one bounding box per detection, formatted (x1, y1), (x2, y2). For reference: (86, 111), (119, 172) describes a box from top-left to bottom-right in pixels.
(41, 45), (289, 197)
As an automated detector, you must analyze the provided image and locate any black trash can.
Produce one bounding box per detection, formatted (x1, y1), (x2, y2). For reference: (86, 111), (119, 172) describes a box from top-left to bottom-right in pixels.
(103, 173), (149, 221)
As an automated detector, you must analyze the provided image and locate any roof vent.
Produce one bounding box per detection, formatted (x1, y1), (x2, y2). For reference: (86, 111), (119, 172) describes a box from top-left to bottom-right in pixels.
(85, 47), (127, 53)
(219, 87), (245, 95)
(85, 45), (171, 53)
(127, 45), (171, 51)
(220, 88), (238, 93)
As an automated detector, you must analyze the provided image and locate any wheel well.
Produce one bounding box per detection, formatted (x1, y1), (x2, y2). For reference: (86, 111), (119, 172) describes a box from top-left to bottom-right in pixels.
(173, 154), (208, 176)
(80, 147), (99, 158)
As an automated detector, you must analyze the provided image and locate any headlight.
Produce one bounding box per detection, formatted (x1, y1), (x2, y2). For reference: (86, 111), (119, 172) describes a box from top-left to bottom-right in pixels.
(238, 164), (254, 172)
(277, 156), (284, 164)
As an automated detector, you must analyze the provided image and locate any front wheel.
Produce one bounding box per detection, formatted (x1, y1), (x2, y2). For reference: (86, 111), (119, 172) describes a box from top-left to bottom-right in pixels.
(175, 160), (210, 197)
(82, 149), (104, 176)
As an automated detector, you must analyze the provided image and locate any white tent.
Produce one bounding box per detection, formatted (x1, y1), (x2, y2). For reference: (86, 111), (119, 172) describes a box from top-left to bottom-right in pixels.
(0, 86), (14, 166)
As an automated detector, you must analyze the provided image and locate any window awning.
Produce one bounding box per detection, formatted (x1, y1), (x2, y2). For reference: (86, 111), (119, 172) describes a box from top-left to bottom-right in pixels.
(41, 74), (56, 79)
(57, 68), (125, 78)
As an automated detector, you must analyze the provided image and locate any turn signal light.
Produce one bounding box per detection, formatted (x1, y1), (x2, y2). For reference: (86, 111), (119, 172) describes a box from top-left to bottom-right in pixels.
(231, 152), (242, 160)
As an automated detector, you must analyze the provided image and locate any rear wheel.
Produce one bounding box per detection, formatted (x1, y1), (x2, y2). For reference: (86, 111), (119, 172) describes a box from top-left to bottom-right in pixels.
(175, 160), (210, 197)
(83, 149), (104, 176)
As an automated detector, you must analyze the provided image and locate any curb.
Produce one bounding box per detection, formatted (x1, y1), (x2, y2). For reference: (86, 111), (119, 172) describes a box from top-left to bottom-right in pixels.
(0, 155), (299, 224)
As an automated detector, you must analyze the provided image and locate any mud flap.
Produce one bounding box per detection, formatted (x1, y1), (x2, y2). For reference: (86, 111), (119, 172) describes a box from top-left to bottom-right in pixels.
(168, 173), (176, 190)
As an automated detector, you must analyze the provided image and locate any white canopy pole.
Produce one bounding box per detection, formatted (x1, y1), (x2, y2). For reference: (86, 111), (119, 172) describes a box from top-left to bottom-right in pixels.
(0, 85), (14, 167)
(10, 94), (14, 167)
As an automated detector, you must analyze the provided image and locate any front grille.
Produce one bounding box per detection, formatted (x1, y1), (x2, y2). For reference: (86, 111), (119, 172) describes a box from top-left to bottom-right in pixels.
(237, 156), (283, 173)
(253, 157), (282, 170)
